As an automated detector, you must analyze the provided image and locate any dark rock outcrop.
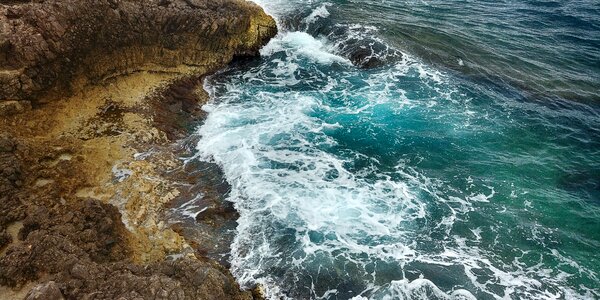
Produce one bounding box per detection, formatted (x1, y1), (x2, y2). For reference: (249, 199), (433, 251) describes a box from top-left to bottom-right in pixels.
(280, 8), (401, 69)
(0, 0), (276, 102)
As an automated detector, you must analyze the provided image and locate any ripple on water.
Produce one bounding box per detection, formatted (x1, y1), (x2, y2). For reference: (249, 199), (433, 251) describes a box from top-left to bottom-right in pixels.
(193, 1), (600, 299)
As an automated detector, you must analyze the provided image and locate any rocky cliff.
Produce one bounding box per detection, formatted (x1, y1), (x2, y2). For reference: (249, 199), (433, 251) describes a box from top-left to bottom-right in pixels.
(0, 0), (275, 101)
(0, 0), (276, 299)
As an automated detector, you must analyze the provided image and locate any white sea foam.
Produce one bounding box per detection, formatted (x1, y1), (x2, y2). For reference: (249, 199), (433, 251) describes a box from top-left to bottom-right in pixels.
(367, 278), (476, 300)
(171, 194), (208, 220)
(304, 3), (331, 25)
(197, 29), (475, 299)
(193, 1), (599, 299)
(261, 31), (350, 65)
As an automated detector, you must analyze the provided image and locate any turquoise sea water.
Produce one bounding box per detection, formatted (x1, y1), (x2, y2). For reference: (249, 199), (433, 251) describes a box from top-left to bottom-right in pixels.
(191, 1), (600, 299)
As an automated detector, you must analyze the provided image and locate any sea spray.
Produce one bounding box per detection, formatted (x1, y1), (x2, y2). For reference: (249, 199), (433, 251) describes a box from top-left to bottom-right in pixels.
(192, 1), (600, 299)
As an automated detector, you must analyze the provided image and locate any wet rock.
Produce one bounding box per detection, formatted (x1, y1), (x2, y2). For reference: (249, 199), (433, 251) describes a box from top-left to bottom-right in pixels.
(280, 8), (401, 69)
(25, 281), (64, 300)
(325, 25), (402, 69)
(149, 77), (209, 141)
(165, 158), (238, 265)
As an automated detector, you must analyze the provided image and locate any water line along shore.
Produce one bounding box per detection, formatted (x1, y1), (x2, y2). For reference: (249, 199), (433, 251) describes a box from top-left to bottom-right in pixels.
(0, 0), (276, 298)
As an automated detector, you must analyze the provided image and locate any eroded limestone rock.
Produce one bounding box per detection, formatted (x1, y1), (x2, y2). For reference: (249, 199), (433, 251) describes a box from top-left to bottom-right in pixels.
(0, 0), (276, 298)
(0, 0), (276, 101)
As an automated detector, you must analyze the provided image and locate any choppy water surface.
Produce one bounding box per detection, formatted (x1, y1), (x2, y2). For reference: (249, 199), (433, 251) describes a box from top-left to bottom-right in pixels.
(191, 0), (600, 299)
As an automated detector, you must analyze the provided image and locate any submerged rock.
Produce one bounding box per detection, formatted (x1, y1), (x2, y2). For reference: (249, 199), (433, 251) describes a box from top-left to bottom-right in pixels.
(280, 6), (401, 69)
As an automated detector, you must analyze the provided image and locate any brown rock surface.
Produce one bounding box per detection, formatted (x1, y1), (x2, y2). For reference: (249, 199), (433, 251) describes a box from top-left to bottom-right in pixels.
(0, 0), (276, 298)
(0, 0), (276, 101)
(25, 281), (64, 300)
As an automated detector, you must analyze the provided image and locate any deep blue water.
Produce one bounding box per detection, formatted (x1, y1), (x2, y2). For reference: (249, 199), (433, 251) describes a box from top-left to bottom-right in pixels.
(190, 1), (600, 299)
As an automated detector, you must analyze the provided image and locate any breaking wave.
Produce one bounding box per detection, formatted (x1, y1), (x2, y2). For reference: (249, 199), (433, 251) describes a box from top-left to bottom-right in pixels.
(190, 1), (600, 299)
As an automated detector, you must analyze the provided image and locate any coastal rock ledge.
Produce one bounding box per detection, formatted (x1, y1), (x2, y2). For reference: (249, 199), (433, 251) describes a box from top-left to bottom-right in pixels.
(0, 0), (276, 299)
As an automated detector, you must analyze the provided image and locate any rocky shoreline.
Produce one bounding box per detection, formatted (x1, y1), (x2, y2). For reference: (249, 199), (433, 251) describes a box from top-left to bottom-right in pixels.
(0, 0), (276, 299)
